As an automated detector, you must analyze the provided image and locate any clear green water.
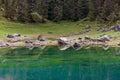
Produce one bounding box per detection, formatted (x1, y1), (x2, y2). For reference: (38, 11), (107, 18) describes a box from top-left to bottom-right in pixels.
(0, 46), (120, 80)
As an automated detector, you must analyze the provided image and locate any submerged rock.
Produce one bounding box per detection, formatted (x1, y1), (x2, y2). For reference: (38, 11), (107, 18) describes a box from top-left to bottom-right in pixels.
(0, 77), (4, 80)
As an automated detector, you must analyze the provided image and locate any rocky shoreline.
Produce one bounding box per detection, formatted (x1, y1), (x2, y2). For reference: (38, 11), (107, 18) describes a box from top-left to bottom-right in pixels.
(0, 33), (119, 51)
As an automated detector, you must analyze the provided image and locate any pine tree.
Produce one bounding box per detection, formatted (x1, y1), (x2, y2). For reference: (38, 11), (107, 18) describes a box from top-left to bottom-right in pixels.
(77, 0), (89, 20)
(108, 4), (120, 22)
(53, 1), (63, 21)
(1, 0), (120, 22)
(27, 0), (37, 22)
(101, 0), (115, 21)
(37, 0), (49, 18)
(89, 0), (103, 20)
(17, 0), (28, 22)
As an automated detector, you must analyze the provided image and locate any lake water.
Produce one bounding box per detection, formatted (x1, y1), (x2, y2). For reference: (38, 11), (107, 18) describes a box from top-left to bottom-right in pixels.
(0, 46), (120, 80)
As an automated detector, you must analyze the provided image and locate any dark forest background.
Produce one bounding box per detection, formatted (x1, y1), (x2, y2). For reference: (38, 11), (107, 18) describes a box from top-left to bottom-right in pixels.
(0, 0), (120, 23)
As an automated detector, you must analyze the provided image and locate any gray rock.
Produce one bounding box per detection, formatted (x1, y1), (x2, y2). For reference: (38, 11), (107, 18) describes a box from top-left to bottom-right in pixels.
(113, 24), (120, 31)
(37, 35), (46, 41)
(98, 35), (110, 42)
(25, 40), (33, 44)
(84, 36), (91, 41)
(85, 25), (91, 29)
(0, 43), (9, 47)
(58, 37), (70, 46)
(8, 39), (20, 43)
(7, 34), (21, 38)
(118, 43), (120, 46)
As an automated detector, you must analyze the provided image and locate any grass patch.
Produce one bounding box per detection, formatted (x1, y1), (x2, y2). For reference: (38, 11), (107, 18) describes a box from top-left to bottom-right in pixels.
(0, 19), (120, 39)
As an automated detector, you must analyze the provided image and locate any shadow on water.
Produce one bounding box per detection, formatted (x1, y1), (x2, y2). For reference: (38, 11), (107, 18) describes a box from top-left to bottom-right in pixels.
(0, 46), (120, 80)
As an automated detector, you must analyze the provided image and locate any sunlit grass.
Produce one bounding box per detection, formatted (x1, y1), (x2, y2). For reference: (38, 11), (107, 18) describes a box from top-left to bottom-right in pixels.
(0, 18), (120, 39)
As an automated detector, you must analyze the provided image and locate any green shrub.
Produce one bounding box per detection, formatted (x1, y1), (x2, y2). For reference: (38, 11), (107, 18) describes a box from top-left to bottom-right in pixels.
(31, 12), (48, 23)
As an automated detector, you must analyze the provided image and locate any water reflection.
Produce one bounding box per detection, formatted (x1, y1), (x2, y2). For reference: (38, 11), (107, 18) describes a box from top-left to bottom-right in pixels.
(102, 44), (110, 51)
(115, 47), (120, 55)
(0, 47), (120, 80)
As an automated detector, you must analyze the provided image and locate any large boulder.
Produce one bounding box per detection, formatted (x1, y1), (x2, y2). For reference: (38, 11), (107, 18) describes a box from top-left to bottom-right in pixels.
(37, 35), (46, 41)
(58, 37), (70, 45)
(100, 35), (110, 42)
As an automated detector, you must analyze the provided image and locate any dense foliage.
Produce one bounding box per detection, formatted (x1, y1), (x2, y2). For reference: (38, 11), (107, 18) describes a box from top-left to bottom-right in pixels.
(0, 0), (120, 22)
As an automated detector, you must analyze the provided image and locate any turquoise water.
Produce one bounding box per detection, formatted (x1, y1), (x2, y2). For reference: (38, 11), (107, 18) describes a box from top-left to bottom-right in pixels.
(0, 46), (120, 80)
(0, 63), (120, 80)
